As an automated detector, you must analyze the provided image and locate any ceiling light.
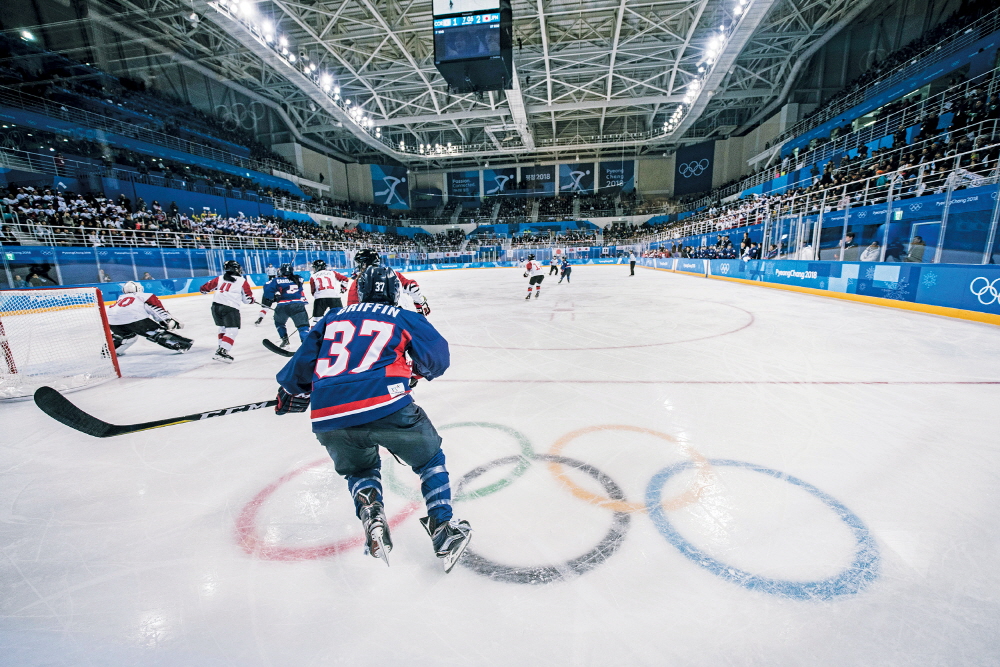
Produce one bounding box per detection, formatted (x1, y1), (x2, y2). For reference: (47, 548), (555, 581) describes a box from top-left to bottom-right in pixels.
(287, 54), (296, 62)
(20, 30), (35, 41)
(279, 35), (288, 47)
(320, 73), (332, 91)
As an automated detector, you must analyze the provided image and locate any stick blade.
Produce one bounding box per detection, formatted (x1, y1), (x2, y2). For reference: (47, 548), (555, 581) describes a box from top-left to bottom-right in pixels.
(33, 386), (118, 438)
(263, 339), (295, 357)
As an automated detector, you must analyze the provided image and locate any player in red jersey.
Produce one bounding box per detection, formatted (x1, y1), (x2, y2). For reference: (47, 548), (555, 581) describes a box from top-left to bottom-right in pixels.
(523, 253), (544, 299)
(107, 282), (192, 354)
(345, 250), (431, 315)
(199, 260), (255, 363)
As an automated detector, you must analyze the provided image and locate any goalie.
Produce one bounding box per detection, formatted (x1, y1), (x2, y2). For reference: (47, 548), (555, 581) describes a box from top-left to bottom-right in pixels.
(106, 282), (192, 355)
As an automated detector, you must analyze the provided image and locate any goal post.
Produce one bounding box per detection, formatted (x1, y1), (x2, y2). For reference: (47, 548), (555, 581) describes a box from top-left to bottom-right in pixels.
(0, 287), (121, 400)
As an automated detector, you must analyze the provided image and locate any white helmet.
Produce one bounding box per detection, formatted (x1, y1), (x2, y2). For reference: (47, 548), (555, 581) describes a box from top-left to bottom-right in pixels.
(122, 281), (144, 293)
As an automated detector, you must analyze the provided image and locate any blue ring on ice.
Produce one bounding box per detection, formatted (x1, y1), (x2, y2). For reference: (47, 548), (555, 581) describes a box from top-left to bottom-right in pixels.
(644, 459), (879, 600)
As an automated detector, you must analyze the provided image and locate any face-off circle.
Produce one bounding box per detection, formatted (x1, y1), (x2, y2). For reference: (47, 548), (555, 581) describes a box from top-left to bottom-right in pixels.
(455, 454), (631, 584)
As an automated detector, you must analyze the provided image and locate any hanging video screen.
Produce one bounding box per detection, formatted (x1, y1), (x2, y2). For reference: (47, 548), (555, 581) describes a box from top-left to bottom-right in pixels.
(434, 13), (501, 62)
(433, 0), (499, 15)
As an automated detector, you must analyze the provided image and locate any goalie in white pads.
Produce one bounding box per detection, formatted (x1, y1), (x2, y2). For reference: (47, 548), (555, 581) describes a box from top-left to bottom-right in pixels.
(107, 282), (192, 354)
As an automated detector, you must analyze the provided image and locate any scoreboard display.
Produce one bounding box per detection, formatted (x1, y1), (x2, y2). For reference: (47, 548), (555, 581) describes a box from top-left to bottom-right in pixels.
(432, 0), (512, 93)
(434, 13), (501, 62)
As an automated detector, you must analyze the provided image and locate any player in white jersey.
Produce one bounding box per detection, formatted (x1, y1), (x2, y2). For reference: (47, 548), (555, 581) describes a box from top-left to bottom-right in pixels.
(199, 260), (256, 363)
(308, 259), (350, 324)
(524, 253), (545, 299)
(107, 282), (192, 354)
(549, 256), (560, 275)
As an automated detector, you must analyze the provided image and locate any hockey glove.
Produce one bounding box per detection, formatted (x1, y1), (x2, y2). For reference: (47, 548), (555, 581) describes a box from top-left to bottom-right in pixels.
(409, 373), (423, 389)
(416, 297), (431, 316)
(166, 318), (183, 330)
(275, 387), (311, 415)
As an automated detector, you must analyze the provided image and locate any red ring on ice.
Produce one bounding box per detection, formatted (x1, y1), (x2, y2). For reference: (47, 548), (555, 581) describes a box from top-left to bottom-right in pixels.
(236, 457), (420, 561)
(452, 301), (755, 351)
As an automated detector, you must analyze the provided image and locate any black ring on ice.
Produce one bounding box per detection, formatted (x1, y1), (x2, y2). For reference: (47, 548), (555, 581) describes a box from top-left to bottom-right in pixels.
(455, 454), (631, 584)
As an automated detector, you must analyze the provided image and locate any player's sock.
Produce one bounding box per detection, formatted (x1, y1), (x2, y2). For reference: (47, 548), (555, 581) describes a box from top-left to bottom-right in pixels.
(219, 327), (238, 352)
(348, 469), (384, 517)
(412, 450), (452, 525)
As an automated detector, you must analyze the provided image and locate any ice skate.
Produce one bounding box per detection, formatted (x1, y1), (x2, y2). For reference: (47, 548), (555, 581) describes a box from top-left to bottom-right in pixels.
(212, 347), (234, 363)
(279, 335), (291, 348)
(525, 293), (531, 300)
(420, 516), (472, 573)
(534, 290), (540, 298)
(254, 316), (264, 326)
(357, 488), (392, 566)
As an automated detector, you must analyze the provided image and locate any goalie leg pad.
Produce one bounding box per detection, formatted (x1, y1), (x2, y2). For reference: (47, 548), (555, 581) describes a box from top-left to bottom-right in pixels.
(148, 330), (194, 352)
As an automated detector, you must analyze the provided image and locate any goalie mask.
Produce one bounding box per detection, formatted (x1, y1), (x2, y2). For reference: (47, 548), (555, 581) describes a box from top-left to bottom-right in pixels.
(122, 281), (144, 293)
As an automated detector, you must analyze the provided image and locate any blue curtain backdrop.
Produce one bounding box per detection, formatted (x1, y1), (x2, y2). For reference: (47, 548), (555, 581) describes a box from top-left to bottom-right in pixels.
(448, 170), (481, 206)
(483, 168), (516, 196)
(520, 165), (555, 195)
(674, 141), (715, 196)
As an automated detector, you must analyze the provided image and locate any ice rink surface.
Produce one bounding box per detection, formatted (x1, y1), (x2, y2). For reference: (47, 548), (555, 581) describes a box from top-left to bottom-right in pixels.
(2, 264), (1000, 666)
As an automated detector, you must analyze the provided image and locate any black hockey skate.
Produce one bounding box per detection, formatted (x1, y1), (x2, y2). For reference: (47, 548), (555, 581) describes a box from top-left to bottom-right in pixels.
(525, 293), (531, 300)
(212, 347), (234, 363)
(279, 335), (291, 348)
(419, 516), (472, 573)
(254, 316), (264, 326)
(356, 488), (392, 566)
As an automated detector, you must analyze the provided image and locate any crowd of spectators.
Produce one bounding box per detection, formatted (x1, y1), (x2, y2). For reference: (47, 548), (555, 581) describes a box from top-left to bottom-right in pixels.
(0, 33), (294, 172)
(772, 0), (999, 147)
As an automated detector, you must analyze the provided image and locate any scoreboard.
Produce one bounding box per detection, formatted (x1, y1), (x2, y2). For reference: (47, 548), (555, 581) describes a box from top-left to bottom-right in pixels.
(433, 0), (512, 94)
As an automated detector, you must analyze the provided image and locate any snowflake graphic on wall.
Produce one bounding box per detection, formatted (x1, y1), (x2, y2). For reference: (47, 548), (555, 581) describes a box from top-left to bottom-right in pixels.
(921, 272), (938, 288)
(883, 278), (911, 301)
(820, 280), (826, 289)
(865, 266), (876, 280)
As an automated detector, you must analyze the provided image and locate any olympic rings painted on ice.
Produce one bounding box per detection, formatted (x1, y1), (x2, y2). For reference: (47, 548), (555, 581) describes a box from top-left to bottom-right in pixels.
(547, 425), (714, 513)
(383, 422), (535, 502)
(644, 459), (880, 600)
(235, 457), (420, 561)
(455, 455), (631, 584)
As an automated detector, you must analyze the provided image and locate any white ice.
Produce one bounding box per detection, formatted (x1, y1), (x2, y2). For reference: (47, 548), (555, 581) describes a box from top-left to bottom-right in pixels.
(2, 265), (1000, 666)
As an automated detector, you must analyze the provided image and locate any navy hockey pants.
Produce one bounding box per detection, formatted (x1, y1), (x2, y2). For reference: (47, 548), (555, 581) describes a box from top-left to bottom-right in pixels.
(273, 301), (310, 342)
(315, 403), (453, 523)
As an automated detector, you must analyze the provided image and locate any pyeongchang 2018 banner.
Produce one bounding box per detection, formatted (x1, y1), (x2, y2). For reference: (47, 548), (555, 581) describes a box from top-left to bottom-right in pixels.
(483, 168), (516, 196)
(599, 161), (635, 193)
(559, 163), (595, 194)
(448, 171), (480, 206)
(673, 141), (715, 196)
(521, 165), (555, 194)
(371, 164), (410, 209)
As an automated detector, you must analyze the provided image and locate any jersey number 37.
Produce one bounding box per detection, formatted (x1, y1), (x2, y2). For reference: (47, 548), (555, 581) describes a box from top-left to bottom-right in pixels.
(315, 320), (395, 378)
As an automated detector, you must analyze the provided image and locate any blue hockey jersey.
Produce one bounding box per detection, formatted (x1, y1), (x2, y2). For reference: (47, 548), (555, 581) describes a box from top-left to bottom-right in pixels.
(263, 276), (308, 303)
(276, 302), (450, 431)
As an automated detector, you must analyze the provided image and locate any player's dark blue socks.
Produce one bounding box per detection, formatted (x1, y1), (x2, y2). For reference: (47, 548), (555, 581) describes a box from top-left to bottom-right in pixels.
(348, 467), (383, 518)
(413, 450), (452, 523)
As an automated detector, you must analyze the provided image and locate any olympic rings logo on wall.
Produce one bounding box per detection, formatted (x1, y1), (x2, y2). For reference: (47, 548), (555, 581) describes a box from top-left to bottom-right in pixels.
(238, 422), (880, 600)
(678, 159), (710, 179)
(969, 277), (1000, 305)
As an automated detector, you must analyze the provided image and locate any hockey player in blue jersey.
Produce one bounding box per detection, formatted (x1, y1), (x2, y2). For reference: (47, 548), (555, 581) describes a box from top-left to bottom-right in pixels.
(558, 257), (572, 283)
(262, 263), (311, 347)
(273, 264), (472, 571)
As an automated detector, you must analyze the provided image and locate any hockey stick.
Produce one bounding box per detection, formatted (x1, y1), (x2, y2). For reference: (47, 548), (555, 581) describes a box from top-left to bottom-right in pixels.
(262, 339), (294, 357)
(33, 386), (277, 438)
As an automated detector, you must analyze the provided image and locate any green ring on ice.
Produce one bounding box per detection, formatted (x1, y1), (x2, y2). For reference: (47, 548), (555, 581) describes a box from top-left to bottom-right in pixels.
(383, 421), (535, 502)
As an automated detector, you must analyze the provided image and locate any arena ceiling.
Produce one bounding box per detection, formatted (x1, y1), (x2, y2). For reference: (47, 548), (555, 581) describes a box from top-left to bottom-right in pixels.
(84, 0), (874, 166)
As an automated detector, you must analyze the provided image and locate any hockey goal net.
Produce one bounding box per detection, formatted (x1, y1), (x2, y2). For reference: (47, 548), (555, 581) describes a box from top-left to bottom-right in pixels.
(0, 287), (121, 400)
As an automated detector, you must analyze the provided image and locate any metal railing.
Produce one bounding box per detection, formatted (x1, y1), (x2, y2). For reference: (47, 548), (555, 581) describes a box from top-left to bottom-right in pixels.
(0, 85), (294, 177)
(769, 6), (1000, 149)
(642, 142), (1000, 249)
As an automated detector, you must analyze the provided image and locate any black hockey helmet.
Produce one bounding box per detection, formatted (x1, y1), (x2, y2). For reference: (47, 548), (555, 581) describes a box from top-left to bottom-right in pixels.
(355, 266), (399, 306)
(527, 253), (535, 261)
(311, 259), (327, 272)
(223, 260), (242, 275)
(279, 263), (294, 277)
(355, 249), (380, 271)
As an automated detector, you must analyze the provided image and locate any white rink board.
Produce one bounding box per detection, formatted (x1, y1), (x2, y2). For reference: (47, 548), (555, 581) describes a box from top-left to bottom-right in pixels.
(2, 265), (1000, 666)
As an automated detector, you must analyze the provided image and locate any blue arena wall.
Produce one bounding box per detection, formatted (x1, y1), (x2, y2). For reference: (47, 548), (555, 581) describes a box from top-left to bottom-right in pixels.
(640, 256), (1000, 324)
